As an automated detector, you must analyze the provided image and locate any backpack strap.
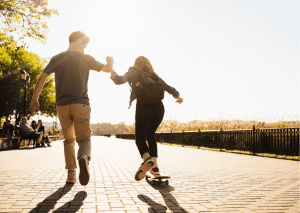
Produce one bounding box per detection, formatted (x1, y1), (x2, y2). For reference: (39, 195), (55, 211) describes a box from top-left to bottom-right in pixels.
(138, 71), (160, 84)
(137, 71), (146, 85)
(152, 72), (160, 83)
(129, 70), (160, 93)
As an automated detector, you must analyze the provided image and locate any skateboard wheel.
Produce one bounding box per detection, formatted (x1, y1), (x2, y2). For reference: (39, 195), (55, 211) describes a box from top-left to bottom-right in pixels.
(166, 180), (169, 185)
(145, 175), (148, 180)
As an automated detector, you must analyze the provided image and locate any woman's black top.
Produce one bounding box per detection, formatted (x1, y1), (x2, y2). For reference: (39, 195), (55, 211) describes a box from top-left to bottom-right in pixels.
(110, 67), (180, 108)
(38, 125), (45, 134)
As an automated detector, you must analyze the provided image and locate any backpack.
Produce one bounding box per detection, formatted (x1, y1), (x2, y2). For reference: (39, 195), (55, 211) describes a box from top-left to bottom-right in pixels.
(135, 71), (164, 104)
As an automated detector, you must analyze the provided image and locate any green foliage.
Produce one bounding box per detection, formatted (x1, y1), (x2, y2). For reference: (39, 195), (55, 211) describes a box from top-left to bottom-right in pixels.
(0, 117), (5, 127)
(0, 0), (58, 124)
(91, 122), (129, 135)
(0, 40), (56, 124)
(274, 121), (287, 128)
(0, 0), (59, 44)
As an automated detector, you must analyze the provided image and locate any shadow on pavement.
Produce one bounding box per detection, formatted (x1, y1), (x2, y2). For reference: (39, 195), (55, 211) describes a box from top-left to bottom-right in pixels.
(138, 194), (167, 213)
(53, 191), (87, 213)
(138, 182), (188, 213)
(0, 146), (51, 152)
(28, 183), (86, 213)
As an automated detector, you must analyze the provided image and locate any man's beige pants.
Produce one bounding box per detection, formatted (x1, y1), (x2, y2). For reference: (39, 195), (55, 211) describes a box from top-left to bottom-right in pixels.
(57, 104), (91, 170)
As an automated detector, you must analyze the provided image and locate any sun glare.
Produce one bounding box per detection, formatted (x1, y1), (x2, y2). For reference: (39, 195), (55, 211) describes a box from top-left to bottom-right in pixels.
(38, 0), (299, 125)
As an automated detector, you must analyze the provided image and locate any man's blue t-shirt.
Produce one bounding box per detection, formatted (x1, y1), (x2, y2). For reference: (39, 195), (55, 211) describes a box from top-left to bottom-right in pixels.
(43, 51), (104, 106)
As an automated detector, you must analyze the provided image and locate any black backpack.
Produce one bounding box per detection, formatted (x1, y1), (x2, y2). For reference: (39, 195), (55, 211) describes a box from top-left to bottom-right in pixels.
(135, 71), (164, 104)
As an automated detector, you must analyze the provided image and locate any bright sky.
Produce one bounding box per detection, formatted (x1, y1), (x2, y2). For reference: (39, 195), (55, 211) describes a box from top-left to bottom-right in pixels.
(27, 0), (299, 125)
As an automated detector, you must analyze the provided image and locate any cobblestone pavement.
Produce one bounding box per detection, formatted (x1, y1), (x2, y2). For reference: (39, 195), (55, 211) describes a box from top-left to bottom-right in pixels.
(0, 136), (299, 213)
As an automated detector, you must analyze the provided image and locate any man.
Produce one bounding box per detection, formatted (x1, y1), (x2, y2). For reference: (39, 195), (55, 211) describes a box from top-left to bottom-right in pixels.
(19, 117), (43, 146)
(29, 31), (113, 185)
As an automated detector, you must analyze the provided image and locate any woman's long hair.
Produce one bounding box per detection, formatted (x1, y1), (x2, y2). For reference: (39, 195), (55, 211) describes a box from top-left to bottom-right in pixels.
(38, 119), (43, 126)
(134, 56), (154, 72)
(31, 120), (36, 128)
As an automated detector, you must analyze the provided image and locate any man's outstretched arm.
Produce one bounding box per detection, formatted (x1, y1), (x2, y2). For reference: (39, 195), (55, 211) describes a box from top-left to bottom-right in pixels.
(29, 73), (49, 114)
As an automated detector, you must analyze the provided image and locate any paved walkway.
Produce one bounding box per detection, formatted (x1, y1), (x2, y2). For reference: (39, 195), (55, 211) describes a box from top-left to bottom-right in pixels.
(0, 136), (299, 213)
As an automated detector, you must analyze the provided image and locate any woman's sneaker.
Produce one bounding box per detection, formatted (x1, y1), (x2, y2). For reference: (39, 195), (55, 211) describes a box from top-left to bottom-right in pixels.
(134, 157), (154, 181)
(150, 167), (161, 178)
(66, 170), (76, 184)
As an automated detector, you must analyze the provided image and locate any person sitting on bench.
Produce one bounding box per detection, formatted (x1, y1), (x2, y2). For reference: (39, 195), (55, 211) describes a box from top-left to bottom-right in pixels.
(31, 120), (38, 131)
(3, 120), (15, 142)
(19, 117), (43, 147)
(3, 121), (7, 137)
(37, 119), (51, 147)
(6, 120), (15, 142)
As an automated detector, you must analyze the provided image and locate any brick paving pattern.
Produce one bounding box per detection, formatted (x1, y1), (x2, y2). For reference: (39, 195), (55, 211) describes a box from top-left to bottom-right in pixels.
(0, 136), (299, 213)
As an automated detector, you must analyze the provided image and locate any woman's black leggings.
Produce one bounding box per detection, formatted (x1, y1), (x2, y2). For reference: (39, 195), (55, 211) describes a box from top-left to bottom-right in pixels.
(135, 101), (165, 158)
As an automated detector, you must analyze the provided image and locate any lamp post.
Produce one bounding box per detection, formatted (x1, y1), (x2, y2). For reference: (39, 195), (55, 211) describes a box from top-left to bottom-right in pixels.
(20, 70), (31, 117)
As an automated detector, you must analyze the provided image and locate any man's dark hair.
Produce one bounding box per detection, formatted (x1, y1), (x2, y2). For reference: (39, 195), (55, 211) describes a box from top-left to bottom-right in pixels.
(22, 117), (27, 122)
(69, 31), (89, 44)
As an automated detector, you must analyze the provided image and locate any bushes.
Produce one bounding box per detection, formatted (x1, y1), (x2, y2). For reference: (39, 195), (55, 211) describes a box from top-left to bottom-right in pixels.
(124, 119), (300, 134)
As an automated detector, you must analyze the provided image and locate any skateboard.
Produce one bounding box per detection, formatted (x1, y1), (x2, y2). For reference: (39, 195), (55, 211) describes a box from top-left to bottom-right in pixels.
(145, 175), (170, 185)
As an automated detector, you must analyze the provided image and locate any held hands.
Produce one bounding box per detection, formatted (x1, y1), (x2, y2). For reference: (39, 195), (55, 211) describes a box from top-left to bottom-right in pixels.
(103, 56), (114, 73)
(106, 56), (114, 64)
(176, 97), (183, 104)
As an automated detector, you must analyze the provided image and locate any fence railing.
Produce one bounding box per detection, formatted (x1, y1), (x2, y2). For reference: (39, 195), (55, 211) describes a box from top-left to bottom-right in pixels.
(115, 126), (299, 157)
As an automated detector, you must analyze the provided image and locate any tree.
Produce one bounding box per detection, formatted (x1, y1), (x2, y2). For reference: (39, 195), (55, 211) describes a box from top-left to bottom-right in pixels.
(0, 0), (58, 126)
(91, 122), (130, 135)
(114, 122), (128, 134)
(0, 0), (59, 45)
(0, 40), (56, 125)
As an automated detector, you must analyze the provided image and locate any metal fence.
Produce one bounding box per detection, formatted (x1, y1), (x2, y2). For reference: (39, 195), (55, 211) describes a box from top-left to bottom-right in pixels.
(115, 126), (299, 157)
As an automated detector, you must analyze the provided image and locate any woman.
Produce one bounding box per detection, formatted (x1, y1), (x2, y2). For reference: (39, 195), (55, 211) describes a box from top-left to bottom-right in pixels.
(31, 120), (38, 131)
(30, 120), (43, 147)
(37, 119), (51, 147)
(109, 56), (183, 181)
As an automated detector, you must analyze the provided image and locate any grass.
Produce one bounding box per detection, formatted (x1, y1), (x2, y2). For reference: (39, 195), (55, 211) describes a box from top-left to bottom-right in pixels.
(159, 142), (299, 161)
(259, 153), (299, 160)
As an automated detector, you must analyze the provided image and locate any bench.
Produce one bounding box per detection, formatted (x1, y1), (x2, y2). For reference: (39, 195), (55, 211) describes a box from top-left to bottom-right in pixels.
(15, 126), (36, 148)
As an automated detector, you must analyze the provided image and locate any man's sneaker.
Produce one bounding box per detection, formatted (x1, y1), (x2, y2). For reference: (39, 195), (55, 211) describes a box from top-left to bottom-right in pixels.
(150, 167), (161, 178)
(66, 170), (76, 184)
(78, 155), (90, 186)
(134, 157), (154, 181)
